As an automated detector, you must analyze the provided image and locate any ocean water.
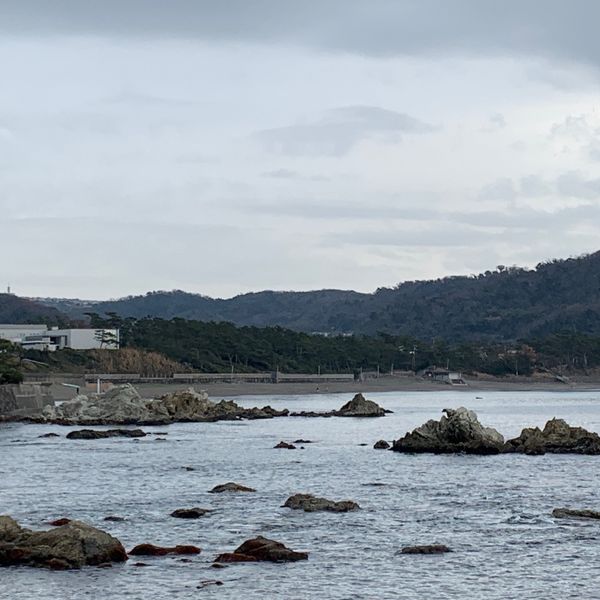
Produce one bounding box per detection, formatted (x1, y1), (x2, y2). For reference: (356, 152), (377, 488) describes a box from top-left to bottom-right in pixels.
(2, 390), (600, 600)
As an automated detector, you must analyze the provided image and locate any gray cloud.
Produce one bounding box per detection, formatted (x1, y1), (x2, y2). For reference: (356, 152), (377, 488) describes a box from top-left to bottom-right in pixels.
(2, 1), (600, 69)
(254, 106), (435, 156)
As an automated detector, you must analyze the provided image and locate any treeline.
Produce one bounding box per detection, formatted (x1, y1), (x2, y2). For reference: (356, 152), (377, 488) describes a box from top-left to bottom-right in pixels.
(82, 314), (600, 377)
(0, 340), (24, 384)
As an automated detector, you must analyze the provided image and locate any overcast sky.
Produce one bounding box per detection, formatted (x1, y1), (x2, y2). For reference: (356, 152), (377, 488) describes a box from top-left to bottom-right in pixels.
(2, 1), (600, 299)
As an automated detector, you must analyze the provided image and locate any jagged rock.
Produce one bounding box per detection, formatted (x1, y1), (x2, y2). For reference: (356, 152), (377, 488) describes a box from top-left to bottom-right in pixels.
(392, 407), (504, 454)
(129, 543), (201, 556)
(373, 440), (390, 449)
(170, 508), (210, 519)
(400, 544), (452, 554)
(209, 482), (256, 493)
(283, 494), (360, 513)
(274, 441), (296, 449)
(290, 393), (388, 418)
(32, 385), (288, 426)
(215, 536), (308, 563)
(0, 516), (127, 569)
(504, 419), (600, 455)
(66, 428), (147, 440)
(552, 508), (600, 520)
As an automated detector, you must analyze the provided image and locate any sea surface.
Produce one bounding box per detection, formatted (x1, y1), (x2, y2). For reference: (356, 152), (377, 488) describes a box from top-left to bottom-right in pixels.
(2, 390), (600, 599)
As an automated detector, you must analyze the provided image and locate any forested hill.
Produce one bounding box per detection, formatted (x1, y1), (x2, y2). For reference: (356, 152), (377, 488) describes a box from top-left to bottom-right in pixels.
(0, 294), (68, 325)
(40, 251), (600, 341)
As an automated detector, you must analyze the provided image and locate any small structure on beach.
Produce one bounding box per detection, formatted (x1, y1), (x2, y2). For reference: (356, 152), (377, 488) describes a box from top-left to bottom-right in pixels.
(422, 368), (467, 386)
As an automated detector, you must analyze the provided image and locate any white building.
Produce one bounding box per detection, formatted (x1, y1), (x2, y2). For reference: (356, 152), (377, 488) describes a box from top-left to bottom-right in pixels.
(0, 324), (119, 351)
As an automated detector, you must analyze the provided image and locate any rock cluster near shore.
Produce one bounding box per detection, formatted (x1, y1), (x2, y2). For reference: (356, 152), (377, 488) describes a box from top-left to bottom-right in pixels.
(31, 385), (288, 425)
(0, 517), (127, 569)
(392, 407), (505, 454)
(290, 393), (388, 418)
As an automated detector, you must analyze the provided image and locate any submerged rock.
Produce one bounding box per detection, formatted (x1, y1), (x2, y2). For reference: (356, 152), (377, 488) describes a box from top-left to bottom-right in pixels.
(283, 494), (360, 513)
(274, 441), (296, 449)
(66, 428), (147, 440)
(31, 385), (288, 426)
(209, 482), (256, 493)
(373, 440), (391, 450)
(129, 543), (201, 556)
(504, 419), (600, 455)
(48, 518), (71, 526)
(170, 508), (210, 519)
(400, 544), (452, 554)
(215, 536), (308, 563)
(0, 516), (127, 569)
(38, 432), (60, 438)
(552, 508), (600, 520)
(104, 515), (126, 522)
(392, 407), (504, 454)
(290, 393), (388, 418)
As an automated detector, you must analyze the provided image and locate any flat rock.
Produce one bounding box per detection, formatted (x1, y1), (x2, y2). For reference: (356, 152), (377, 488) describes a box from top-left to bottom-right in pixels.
(504, 419), (600, 455)
(66, 428), (147, 440)
(170, 508), (210, 519)
(392, 407), (504, 454)
(209, 482), (256, 493)
(400, 544), (452, 554)
(129, 543), (201, 556)
(104, 515), (126, 522)
(215, 536), (308, 563)
(0, 516), (127, 569)
(283, 494), (360, 513)
(38, 433), (60, 438)
(552, 508), (600, 520)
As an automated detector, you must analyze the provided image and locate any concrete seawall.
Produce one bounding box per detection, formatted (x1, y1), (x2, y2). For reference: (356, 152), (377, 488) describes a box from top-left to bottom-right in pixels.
(0, 384), (55, 417)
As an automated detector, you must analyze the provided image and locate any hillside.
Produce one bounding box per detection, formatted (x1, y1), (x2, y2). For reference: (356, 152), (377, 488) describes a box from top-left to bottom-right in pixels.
(0, 294), (69, 325)
(38, 251), (600, 341)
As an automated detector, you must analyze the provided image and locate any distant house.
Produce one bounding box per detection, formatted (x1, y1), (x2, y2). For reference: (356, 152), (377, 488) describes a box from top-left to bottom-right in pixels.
(422, 367), (466, 386)
(0, 324), (119, 351)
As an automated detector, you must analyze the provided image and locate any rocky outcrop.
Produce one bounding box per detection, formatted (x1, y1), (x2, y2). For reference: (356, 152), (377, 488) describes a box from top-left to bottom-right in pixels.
(0, 516), (127, 569)
(215, 536), (308, 563)
(283, 494), (360, 513)
(129, 543), (201, 556)
(170, 508), (210, 519)
(209, 482), (256, 493)
(373, 440), (390, 449)
(290, 393), (388, 418)
(25, 385), (288, 426)
(392, 407), (504, 454)
(274, 441), (296, 449)
(66, 428), (147, 440)
(552, 508), (600, 520)
(400, 544), (452, 554)
(504, 419), (600, 455)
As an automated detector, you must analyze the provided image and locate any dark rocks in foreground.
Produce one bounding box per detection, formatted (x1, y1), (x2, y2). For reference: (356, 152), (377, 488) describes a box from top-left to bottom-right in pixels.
(66, 429), (147, 440)
(283, 494), (360, 513)
(129, 543), (201, 556)
(552, 508), (600, 520)
(291, 393), (388, 418)
(0, 516), (127, 569)
(392, 407), (505, 454)
(400, 544), (452, 554)
(209, 482), (256, 493)
(504, 419), (600, 455)
(215, 536), (308, 563)
(170, 508), (210, 519)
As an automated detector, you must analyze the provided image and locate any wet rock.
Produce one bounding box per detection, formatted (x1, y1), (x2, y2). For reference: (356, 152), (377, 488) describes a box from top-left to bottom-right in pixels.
(198, 580), (224, 589)
(283, 494), (360, 513)
(66, 428), (147, 440)
(290, 393), (388, 418)
(274, 441), (296, 449)
(104, 516), (125, 522)
(400, 544), (452, 554)
(48, 518), (71, 526)
(38, 433), (60, 438)
(129, 543), (201, 556)
(293, 439), (313, 444)
(170, 508), (210, 519)
(552, 508), (600, 520)
(209, 482), (256, 493)
(211, 562), (228, 569)
(504, 419), (600, 455)
(215, 536), (308, 563)
(182, 466), (195, 471)
(373, 440), (390, 450)
(35, 385), (288, 425)
(392, 407), (504, 454)
(0, 516), (127, 569)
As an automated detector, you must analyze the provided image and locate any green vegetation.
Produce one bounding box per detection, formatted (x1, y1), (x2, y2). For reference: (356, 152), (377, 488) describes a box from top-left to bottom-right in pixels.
(83, 313), (600, 377)
(0, 340), (24, 384)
